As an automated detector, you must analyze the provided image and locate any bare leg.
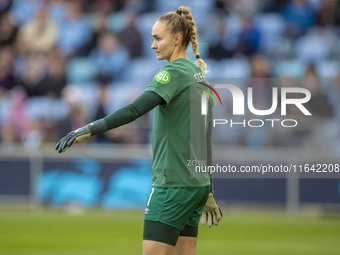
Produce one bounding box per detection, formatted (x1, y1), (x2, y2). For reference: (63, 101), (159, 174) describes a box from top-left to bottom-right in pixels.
(143, 240), (175, 255)
(173, 236), (197, 255)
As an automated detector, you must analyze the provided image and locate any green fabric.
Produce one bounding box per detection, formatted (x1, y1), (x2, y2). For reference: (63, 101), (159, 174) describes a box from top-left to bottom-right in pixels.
(143, 221), (199, 246)
(97, 91), (163, 131)
(143, 220), (180, 246)
(179, 224), (198, 237)
(145, 58), (212, 188)
(88, 119), (108, 136)
(144, 186), (210, 231)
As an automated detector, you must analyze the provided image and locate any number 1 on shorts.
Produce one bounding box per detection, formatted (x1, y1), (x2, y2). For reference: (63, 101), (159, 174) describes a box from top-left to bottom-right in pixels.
(147, 187), (155, 207)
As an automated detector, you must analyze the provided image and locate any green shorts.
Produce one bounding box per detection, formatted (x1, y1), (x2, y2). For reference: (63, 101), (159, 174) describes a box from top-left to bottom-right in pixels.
(143, 186), (210, 245)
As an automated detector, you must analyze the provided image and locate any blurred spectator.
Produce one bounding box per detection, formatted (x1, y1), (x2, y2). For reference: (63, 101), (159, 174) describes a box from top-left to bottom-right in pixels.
(250, 54), (271, 78)
(329, 73), (340, 119)
(317, 0), (338, 26)
(248, 54), (273, 115)
(92, 75), (112, 143)
(16, 5), (57, 54)
(245, 54), (274, 146)
(22, 51), (66, 98)
(87, 10), (109, 52)
(48, 0), (68, 24)
(0, 46), (16, 94)
(89, 32), (129, 81)
(23, 118), (45, 150)
(123, 0), (151, 13)
(302, 63), (333, 118)
(56, 86), (88, 140)
(9, 0), (43, 27)
(0, 89), (30, 143)
(234, 13), (261, 56)
(215, 0), (231, 14)
(262, 0), (288, 12)
(43, 51), (67, 98)
(0, 11), (18, 47)
(281, 0), (316, 38)
(17, 53), (48, 97)
(91, 0), (124, 13)
(90, 0), (114, 13)
(230, 0), (262, 16)
(55, 0), (92, 57)
(119, 13), (143, 58)
(0, 0), (11, 16)
(208, 13), (234, 59)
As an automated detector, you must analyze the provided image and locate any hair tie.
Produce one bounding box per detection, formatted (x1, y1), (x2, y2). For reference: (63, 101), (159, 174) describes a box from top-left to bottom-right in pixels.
(176, 10), (182, 15)
(196, 55), (201, 59)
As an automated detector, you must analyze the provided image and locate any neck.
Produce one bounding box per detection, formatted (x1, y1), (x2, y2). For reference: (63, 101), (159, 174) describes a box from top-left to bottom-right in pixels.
(168, 47), (188, 63)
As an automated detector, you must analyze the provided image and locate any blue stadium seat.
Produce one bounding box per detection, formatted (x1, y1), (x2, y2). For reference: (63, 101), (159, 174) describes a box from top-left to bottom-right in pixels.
(219, 58), (251, 78)
(204, 59), (221, 79)
(186, 39), (209, 60)
(254, 13), (285, 53)
(121, 58), (165, 85)
(275, 59), (306, 78)
(154, 0), (214, 18)
(267, 37), (294, 60)
(25, 97), (69, 121)
(295, 34), (331, 63)
(316, 60), (340, 79)
(105, 84), (144, 113)
(205, 58), (251, 79)
(255, 13), (285, 38)
(330, 37), (340, 60)
(107, 11), (128, 33)
(135, 13), (160, 58)
(224, 13), (242, 47)
(153, 1), (178, 12)
(66, 58), (97, 84)
(0, 96), (10, 124)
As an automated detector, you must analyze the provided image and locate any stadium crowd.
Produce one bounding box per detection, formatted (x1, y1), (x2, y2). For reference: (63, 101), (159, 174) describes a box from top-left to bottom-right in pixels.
(0, 0), (339, 152)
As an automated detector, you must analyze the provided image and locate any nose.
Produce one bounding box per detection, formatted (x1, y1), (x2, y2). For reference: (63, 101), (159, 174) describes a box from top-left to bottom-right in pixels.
(151, 40), (157, 49)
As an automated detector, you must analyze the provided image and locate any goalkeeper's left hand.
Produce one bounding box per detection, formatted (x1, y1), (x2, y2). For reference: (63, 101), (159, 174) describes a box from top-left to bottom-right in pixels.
(201, 192), (223, 227)
(55, 126), (91, 153)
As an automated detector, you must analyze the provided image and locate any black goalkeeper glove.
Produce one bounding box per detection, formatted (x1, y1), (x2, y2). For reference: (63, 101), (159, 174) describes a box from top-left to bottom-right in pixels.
(55, 126), (91, 153)
(55, 119), (108, 153)
(201, 192), (223, 227)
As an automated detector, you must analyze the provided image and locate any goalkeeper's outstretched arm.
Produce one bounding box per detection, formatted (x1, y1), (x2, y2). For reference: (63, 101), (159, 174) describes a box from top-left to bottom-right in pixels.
(55, 91), (163, 153)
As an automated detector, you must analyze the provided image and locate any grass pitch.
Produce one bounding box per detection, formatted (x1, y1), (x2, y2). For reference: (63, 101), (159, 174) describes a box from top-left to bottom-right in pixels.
(0, 209), (339, 255)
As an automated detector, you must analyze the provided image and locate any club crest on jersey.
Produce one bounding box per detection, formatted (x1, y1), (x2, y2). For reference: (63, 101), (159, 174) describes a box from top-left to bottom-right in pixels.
(155, 71), (171, 84)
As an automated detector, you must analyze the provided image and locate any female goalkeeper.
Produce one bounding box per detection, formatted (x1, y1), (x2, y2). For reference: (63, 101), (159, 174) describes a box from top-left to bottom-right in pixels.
(56, 6), (222, 255)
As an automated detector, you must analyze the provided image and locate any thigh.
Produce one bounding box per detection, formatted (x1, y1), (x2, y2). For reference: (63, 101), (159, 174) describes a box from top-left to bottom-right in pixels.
(143, 240), (174, 255)
(173, 236), (197, 255)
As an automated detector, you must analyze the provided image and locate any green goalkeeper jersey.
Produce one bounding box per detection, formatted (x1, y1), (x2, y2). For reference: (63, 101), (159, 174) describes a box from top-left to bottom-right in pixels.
(145, 58), (212, 188)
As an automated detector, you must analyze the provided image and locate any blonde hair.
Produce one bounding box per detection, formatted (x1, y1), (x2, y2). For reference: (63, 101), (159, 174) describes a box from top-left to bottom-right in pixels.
(158, 6), (208, 73)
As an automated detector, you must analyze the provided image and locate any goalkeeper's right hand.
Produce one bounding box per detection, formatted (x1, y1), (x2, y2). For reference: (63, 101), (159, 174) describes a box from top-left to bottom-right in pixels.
(55, 126), (91, 153)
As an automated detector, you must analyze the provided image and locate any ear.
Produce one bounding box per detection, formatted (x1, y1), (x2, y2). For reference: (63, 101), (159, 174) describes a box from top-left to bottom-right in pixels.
(174, 33), (183, 46)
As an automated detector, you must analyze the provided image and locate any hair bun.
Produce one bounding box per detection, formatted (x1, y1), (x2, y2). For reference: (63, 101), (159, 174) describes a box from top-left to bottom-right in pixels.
(176, 10), (183, 15)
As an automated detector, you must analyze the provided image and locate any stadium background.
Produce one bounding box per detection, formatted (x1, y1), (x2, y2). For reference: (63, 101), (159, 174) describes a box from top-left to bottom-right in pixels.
(0, 0), (340, 254)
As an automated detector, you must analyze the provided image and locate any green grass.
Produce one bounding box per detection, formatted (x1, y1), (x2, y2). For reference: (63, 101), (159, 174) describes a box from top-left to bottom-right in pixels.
(0, 209), (339, 255)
